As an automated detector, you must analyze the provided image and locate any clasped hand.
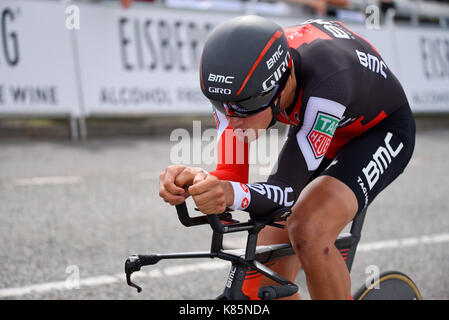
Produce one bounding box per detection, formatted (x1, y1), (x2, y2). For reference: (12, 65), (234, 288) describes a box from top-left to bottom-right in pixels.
(158, 165), (233, 214)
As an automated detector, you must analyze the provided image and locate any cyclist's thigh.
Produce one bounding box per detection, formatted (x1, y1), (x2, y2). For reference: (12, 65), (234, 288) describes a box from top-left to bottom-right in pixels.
(320, 103), (416, 214)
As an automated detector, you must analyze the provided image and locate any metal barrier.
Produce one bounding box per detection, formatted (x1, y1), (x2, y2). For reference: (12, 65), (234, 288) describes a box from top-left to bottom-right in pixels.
(0, 0), (448, 139)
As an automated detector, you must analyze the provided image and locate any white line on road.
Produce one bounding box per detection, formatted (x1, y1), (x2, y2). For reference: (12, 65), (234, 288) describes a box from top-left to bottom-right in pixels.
(1, 232), (448, 298)
(13, 176), (82, 186)
(357, 233), (449, 252)
(0, 260), (229, 298)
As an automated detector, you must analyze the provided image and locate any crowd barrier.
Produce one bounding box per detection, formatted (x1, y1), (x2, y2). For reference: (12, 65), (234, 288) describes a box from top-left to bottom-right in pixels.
(1, 0), (448, 137)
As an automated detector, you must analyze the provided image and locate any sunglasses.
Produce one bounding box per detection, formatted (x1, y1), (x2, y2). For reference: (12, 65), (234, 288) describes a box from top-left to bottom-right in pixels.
(211, 68), (291, 118)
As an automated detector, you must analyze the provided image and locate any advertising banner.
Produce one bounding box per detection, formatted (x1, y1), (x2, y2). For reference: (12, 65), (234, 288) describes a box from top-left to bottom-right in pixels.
(1, 1), (448, 117)
(0, 0), (80, 116)
(392, 26), (449, 113)
(76, 3), (222, 115)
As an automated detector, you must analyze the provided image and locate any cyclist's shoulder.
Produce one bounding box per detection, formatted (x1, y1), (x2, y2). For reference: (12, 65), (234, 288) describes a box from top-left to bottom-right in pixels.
(284, 20), (357, 49)
(284, 20), (379, 68)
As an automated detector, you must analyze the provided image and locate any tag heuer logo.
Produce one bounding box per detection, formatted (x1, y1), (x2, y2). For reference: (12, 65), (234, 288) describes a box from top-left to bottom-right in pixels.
(307, 112), (339, 159)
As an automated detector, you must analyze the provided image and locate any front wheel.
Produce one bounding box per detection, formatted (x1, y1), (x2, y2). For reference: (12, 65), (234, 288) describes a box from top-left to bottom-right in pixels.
(354, 271), (422, 300)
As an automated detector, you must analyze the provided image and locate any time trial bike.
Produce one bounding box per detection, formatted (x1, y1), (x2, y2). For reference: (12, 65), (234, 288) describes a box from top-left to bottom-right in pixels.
(125, 202), (422, 300)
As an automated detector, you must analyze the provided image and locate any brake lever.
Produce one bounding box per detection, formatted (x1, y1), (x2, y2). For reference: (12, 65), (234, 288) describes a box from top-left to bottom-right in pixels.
(125, 255), (143, 293)
(126, 273), (142, 293)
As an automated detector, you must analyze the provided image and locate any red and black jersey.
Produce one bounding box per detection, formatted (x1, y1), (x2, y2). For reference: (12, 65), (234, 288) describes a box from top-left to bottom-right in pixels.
(208, 20), (412, 219)
(278, 20), (407, 158)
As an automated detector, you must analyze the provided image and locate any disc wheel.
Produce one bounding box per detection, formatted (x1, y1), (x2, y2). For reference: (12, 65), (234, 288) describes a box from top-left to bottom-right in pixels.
(354, 271), (422, 300)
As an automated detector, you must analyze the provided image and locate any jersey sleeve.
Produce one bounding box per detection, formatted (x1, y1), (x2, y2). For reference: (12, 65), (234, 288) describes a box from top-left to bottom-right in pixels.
(208, 108), (250, 184)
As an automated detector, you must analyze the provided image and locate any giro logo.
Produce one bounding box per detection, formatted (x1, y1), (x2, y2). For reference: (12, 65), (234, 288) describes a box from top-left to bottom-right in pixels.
(266, 44), (284, 70)
(361, 132), (404, 190)
(356, 50), (387, 79)
(323, 24), (350, 39)
(262, 51), (290, 91)
(208, 73), (234, 84)
(302, 19), (351, 39)
(208, 87), (231, 95)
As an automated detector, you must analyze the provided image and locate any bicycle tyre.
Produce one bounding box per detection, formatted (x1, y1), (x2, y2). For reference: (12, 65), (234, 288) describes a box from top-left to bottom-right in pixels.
(354, 271), (422, 300)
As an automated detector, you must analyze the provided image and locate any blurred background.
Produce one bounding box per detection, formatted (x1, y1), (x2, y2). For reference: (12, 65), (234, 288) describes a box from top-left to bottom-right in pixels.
(0, 0), (448, 300)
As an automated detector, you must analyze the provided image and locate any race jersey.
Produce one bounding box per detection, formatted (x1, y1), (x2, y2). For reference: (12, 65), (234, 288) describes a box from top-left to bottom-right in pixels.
(209, 20), (408, 217)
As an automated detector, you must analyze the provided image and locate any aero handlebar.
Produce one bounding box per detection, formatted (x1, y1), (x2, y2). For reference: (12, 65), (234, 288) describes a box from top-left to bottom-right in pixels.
(175, 202), (256, 234)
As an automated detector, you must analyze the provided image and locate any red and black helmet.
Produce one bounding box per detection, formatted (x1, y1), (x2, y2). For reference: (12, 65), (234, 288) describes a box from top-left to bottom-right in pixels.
(200, 15), (292, 118)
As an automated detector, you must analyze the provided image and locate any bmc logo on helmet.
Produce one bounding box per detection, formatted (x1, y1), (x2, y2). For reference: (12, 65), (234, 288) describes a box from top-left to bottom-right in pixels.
(266, 45), (284, 70)
(209, 87), (231, 95)
(208, 73), (235, 84)
(262, 51), (290, 91)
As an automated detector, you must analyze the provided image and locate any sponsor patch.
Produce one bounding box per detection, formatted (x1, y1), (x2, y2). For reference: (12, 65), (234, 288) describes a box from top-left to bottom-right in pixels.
(307, 112), (339, 159)
(296, 96), (346, 171)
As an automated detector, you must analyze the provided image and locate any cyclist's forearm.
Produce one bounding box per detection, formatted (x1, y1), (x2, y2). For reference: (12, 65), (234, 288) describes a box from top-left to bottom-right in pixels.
(226, 179), (298, 218)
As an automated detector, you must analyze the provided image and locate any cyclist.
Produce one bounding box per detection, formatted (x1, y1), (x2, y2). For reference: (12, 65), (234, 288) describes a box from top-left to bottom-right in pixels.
(158, 16), (416, 300)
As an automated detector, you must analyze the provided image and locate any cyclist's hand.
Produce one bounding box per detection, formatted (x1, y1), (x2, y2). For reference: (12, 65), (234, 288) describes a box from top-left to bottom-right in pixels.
(174, 167), (205, 190)
(158, 165), (190, 205)
(188, 173), (231, 214)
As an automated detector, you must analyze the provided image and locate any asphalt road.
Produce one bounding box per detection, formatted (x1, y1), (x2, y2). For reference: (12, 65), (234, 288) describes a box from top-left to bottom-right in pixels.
(0, 122), (448, 300)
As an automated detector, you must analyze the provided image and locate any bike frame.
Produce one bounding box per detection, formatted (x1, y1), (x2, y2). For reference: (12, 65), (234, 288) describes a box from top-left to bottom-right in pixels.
(125, 203), (368, 299)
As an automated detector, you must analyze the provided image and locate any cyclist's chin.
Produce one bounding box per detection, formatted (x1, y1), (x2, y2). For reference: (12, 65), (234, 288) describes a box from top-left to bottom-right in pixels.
(234, 127), (266, 142)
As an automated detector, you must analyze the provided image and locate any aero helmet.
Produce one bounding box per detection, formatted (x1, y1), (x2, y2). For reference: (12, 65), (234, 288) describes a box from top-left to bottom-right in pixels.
(200, 15), (292, 122)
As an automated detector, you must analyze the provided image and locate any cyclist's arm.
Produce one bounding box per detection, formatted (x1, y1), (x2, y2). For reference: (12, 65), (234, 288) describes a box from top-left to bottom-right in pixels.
(227, 96), (346, 218)
(208, 108), (250, 183)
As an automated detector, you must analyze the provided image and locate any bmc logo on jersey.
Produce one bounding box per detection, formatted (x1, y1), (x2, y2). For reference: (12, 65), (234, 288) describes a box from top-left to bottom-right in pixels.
(356, 50), (387, 79)
(361, 132), (403, 190)
(307, 112), (339, 158)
